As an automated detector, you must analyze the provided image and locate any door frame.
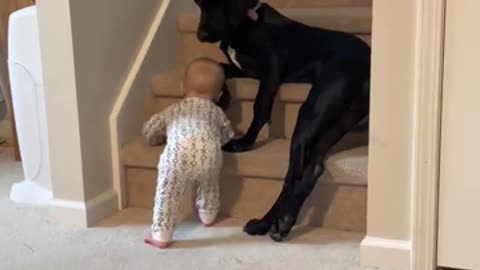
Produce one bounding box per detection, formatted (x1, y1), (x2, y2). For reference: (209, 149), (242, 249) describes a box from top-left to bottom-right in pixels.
(411, 0), (446, 269)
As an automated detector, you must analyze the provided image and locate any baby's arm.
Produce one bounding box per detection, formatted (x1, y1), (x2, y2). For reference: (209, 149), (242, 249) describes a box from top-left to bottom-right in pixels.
(142, 110), (168, 146)
(218, 110), (235, 146)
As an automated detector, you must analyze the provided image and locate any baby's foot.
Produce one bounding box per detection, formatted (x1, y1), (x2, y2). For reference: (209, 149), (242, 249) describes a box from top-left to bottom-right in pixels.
(203, 221), (216, 227)
(199, 210), (217, 227)
(144, 232), (170, 249)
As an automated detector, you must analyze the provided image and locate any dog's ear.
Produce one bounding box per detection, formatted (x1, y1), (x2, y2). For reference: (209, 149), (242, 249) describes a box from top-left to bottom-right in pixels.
(194, 0), (202, 5)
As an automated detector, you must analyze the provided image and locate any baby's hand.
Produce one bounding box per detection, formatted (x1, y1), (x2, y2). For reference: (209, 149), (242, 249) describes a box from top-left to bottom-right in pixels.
(142, 113), (167, 146)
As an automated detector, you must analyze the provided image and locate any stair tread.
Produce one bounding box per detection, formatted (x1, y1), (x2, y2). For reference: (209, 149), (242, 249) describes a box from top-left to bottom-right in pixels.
(178, 7), (372, 34)
(152, 68), (311, 102)
(122, 136), (368, 186)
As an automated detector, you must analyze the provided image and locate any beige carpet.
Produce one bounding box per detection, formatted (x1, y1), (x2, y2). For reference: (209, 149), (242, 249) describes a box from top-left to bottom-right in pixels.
(0, 148), (362, 270)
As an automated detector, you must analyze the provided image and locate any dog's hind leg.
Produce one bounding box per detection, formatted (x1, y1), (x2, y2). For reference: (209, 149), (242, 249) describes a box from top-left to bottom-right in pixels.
(243, 110), (311, 236)
(268, 105), (368, 241)
(268, 78), (369, 241)
(244, 65), (369, 240)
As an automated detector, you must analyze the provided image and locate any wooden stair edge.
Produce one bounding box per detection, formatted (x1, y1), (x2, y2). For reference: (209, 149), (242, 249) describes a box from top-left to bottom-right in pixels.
(121, 136), (368, 186)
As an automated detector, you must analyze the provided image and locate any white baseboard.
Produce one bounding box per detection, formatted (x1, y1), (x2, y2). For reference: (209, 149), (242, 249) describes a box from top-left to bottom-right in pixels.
(361, 236), (412, 270)
(49, 189), (118, 227)
(10, 181), (53, 205)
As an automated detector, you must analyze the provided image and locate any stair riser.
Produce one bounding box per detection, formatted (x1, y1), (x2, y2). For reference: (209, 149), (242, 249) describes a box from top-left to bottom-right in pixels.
(126, 168), (367, 232)
(180, 34), (371, 65)
(154, 96), (368, 143)
(265, 0), (372, 8)
(154, 97), (270, 140)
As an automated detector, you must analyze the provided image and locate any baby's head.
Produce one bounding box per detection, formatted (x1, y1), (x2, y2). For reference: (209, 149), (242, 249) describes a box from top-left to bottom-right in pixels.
(182, 57), (225, 101)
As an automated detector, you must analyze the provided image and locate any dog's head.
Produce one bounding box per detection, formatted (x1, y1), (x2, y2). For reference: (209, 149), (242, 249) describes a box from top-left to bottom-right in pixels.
(195, 0), (258, 42)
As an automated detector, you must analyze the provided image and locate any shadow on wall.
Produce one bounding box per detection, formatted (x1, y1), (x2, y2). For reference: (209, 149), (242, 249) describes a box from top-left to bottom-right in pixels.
(0, 102), (6, 120)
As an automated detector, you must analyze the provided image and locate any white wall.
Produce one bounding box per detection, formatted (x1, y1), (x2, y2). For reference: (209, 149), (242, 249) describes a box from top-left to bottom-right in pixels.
(361, 0), (417, 269)
(367, 0), (416, 240)
(37, 0), (85, 204)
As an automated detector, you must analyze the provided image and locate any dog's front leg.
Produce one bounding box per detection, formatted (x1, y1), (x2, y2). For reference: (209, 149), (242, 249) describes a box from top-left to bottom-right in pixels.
(223, 54), (284, 152)
(221, 63), (246, 79)
(216, 83), (231, 111)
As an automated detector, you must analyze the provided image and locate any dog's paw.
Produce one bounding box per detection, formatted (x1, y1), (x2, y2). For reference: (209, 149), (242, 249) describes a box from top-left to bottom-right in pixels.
(243, 219), (272, 236)
(222, 138), (254, 153)
(269, 214), (297, 242)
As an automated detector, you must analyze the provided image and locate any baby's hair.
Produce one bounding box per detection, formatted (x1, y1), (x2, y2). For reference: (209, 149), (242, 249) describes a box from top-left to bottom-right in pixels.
(183, 57), (225, 98)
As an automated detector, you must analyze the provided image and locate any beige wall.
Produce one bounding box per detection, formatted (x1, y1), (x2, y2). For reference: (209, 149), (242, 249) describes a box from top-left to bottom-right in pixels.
(116, 0), (195, 146)
(438, 1), (480, 268)
(113, 0), (195, 207)
(69, 0), (162, 200)
(37, 0), (166, 225)
(367, 0), (416, 240)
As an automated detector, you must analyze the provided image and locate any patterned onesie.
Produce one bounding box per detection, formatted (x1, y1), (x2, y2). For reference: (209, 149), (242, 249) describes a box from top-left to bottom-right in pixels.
(142, 97), (235, 242)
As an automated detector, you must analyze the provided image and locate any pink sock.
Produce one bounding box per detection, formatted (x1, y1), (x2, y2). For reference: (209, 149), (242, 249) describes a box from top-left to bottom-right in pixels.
(199, 210), (217, 227)
(144, 232), (171, 249)
(203, 221), (216, 227)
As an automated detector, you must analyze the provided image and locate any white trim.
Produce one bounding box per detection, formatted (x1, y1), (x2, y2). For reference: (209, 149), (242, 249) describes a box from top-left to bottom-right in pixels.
(49, 189), (118, 226)
(51, 197), (85, 210)
(411, 0), (446, 269)
(10, 181), (53, 206)
(109, 0), (171, 209)
(85, 189), (116, 210)
(361, 237), (412, 270)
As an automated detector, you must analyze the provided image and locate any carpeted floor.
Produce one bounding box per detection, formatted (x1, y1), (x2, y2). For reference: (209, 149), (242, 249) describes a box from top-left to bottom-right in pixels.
(0, 147), (362, 270)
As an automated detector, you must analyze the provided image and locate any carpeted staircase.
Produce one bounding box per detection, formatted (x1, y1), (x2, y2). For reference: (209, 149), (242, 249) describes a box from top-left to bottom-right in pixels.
(121, 0), (372, 234)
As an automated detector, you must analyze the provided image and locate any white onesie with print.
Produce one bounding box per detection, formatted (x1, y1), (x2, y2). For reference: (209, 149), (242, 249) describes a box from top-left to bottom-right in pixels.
(142, 97), (234, 242)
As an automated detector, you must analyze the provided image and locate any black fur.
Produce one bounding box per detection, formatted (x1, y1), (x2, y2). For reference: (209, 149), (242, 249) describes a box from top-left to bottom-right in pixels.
(195, 0), (370, 241)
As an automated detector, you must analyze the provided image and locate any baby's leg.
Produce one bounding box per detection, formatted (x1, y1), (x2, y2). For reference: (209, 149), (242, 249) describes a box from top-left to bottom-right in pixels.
(196, 169), (221, 227)
(145, 156), (188, 248)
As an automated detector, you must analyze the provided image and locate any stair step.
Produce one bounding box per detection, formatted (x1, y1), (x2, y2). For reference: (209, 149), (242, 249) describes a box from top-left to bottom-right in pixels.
(151, 68), (369, 138)
(126, 168), (367, 232)
(178, 7), (372, 35)
(152, 68), (311, 103)
(122, 136), (368, 186)
(265, 0), (372, 8)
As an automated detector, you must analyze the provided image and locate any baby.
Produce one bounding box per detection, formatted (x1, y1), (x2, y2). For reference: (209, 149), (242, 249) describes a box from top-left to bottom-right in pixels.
(142, 57), (234, 249)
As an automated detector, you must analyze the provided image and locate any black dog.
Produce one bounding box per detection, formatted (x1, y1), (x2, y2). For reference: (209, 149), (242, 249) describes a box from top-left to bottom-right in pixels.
(195, 0), (371, 241)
